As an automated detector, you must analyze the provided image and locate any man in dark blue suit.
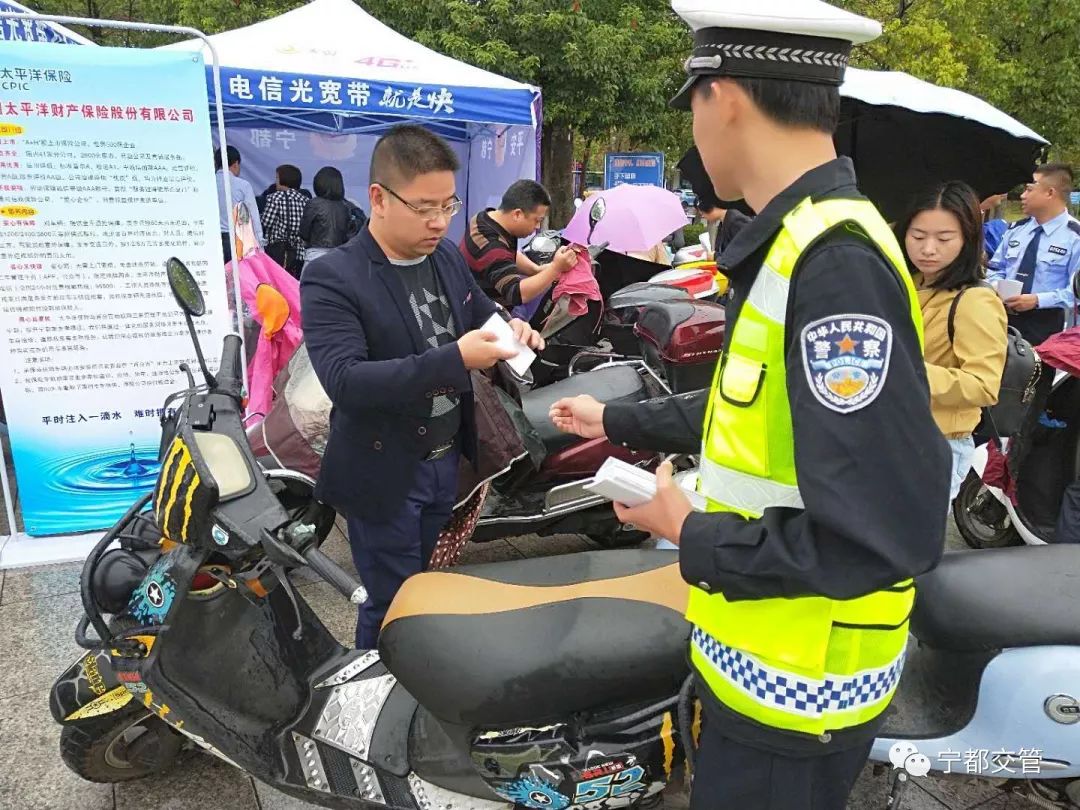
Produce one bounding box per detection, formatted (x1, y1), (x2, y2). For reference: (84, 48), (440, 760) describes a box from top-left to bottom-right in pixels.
(301, 126), (543, 649)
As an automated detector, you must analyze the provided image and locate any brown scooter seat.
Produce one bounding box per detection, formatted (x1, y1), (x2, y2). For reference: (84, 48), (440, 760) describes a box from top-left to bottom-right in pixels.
(379, 550), (690, 726)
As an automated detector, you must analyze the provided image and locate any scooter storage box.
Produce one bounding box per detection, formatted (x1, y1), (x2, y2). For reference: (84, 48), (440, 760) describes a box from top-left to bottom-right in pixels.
(608, 283), (693, 323)
(635, 300), (725, 393)
(604, 283), (693, 355)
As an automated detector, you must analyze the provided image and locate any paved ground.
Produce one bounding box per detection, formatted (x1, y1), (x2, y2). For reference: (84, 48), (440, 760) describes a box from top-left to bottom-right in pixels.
(0, 518), (1045, 809)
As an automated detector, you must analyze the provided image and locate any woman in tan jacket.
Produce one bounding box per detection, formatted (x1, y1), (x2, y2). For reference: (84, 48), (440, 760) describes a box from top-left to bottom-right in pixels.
(896, 181), (1008, 500)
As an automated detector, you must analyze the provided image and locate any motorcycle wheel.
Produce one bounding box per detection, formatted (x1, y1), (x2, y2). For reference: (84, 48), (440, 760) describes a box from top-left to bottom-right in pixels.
(952, 470), (1021, 549)
(60, 616), (183, 783)
(60, 704), (184, 783)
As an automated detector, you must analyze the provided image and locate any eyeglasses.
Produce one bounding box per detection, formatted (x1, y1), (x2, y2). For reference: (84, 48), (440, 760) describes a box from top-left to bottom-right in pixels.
(379, 184), (463, 221)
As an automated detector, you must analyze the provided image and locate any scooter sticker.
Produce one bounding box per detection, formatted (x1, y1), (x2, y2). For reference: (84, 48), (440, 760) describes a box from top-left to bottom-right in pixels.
(129, 555), (177, 625)
(211, 524), (229, 546)
(494, 766), (571, 810)
(573, 757), (646, 804)
(117, 670), (148, 696)
(491, 755), (648, 810)
(64, 686), (134, 721)
(82, 653), (107, 696)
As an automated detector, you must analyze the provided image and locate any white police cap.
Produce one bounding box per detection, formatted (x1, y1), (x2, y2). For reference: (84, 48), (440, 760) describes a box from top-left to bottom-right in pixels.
(670, 0), (882, 108)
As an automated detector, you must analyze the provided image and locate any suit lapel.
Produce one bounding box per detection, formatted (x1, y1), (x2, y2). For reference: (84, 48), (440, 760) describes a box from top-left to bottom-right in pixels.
(361, 228), (426, 353)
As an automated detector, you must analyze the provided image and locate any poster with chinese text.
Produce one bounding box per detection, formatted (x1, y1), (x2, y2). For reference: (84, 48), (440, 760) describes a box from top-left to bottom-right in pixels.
(603, 152), (666, 189)
(0, 42), (230, 536)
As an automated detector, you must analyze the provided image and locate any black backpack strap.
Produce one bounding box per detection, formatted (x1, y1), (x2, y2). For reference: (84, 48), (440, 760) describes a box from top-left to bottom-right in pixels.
(947, 282), (994, 345)
(947, 288), (968, 345)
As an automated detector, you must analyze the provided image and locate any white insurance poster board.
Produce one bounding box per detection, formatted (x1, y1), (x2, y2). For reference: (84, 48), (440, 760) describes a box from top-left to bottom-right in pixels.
(0, 41), (230, 555)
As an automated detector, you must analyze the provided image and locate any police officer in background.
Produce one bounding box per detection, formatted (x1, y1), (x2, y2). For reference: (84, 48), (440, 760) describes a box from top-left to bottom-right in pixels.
(987, 163), (1080, 345)
(550, 1), (950, 807)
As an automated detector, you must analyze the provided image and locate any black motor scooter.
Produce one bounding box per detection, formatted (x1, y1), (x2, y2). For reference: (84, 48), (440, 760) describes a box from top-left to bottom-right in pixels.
(50, 258), (694, 809)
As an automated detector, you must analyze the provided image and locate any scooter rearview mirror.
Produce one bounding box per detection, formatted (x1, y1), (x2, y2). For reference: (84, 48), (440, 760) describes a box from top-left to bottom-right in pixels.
(167, 258), (206, 317)
(165, 257), (215, 388)
(587, 196), (606, 241)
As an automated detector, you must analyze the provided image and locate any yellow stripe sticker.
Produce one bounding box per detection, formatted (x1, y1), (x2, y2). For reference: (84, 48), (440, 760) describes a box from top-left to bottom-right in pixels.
(163, 444), (192, 538)
(65, 686), (133, 721)
(660, 711), (675, 778)
(155, 440), (184, 520)
(692, 700), (702, 749)
(180, 469), (201, 542)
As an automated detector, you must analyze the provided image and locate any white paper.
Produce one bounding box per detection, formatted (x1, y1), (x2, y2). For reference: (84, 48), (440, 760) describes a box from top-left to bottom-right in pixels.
(995, 278), (1023, 300)
(584, 457), (657, 506)
(584, 457), (708, 511)
(481, 314), (536, 377)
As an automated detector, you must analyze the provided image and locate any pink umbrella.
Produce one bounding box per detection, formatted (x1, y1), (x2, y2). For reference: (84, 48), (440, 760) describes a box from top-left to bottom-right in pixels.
(562, 184), (687, 253)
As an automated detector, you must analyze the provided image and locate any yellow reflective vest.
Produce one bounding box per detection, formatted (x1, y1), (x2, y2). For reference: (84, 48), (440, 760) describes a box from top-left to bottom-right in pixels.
(689, 196), (924, 737)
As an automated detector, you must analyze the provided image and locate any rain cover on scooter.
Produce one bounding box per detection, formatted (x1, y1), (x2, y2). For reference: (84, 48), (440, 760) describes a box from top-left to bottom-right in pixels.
(248, 346), (538, 564)
(251, 345), (535, 493)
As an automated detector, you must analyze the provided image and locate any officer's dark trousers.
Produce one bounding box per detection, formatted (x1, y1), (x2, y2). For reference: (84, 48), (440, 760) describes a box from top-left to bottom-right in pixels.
(690, 721), (871, 810)
(221, 232), (233, 264)
(1009, 308), (1064, 347)
(344, 450), (459, 650)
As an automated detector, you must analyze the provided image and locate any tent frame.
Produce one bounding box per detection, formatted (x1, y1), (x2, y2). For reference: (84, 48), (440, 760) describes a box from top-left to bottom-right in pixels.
(0, 11), (241, 568)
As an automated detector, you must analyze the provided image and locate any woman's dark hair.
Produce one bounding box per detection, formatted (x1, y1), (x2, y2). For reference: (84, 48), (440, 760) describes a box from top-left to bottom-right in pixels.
(314, 166), (345, 201)
(894, 180), (985, 290)
(276, 164), (302, 190)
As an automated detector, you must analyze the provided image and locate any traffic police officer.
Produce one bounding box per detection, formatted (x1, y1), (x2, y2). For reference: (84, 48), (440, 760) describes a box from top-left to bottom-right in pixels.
(987, 163), (1080, 345)
(549, 1), (951, 807)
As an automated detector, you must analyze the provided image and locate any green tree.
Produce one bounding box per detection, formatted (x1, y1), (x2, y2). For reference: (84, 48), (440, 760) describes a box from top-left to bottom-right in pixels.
(27, 1), (304, 46)
(29, 0), (1080, 207)
(841, 0), (1080, 164)
(25, 1), (165, 45)
(366, 0), (690, 224)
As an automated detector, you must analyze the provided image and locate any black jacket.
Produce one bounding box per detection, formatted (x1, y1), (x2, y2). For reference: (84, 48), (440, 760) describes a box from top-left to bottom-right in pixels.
(301, 197), (353, 249)
(604, 158), (951, 755)
(300, 228), (499, 520)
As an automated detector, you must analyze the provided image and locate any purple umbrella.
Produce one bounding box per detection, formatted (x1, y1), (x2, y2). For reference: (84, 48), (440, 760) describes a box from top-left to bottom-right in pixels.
(562, 184), (687, 253)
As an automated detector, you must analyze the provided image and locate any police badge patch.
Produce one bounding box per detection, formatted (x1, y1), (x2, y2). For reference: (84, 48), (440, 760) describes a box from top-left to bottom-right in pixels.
(801, 314), (892, 413)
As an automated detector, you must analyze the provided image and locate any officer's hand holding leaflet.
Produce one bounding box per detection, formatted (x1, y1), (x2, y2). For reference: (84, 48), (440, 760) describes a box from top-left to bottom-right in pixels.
(551, 398), (695, 540)
(611, 460), (694, 544)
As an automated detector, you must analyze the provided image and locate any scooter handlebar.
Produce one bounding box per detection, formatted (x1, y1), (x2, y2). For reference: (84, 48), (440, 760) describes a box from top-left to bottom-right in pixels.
(587, 241), (609, 259)
(302, 545), (368, 605)
(216, 333), (243, 395)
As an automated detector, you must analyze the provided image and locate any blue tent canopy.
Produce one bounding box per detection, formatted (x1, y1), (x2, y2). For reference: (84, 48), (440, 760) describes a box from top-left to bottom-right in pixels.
(162, 0), (540, 141)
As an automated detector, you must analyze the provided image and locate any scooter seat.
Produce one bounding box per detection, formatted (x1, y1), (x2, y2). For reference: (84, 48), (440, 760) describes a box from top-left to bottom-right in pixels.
(379, 550), (691, 726)
(520, 365), (648, 454)
(912, 545), (1080, 651)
